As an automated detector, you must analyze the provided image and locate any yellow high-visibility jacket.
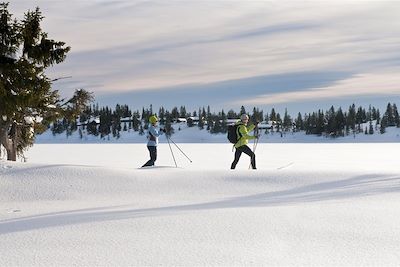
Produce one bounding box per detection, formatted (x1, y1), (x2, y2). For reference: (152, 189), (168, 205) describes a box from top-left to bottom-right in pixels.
(234, 121), (256, 148)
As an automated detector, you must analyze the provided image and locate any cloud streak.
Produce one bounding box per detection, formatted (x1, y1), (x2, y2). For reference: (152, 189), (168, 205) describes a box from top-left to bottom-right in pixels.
(9, 0), (400, 111)
(239, 71), (400, 106)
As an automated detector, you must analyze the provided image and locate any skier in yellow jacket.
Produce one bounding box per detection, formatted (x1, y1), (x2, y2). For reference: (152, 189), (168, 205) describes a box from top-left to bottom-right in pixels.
(231, 114), (258, 169)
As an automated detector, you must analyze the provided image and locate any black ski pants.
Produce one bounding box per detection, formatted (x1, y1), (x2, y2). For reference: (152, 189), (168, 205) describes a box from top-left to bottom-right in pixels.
(231, 145), (256, 169)
(142, 146), (157, 167)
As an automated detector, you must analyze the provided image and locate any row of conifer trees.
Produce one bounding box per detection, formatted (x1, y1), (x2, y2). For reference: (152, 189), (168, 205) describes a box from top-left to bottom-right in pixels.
(49, 103), (400, 139)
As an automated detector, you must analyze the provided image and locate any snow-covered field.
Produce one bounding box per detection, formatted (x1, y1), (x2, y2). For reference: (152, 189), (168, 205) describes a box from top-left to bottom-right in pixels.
(1, 143), (400, 266)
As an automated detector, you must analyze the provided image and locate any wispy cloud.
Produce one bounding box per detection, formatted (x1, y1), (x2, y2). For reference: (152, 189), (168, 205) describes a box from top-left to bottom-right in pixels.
(10, 0), (400, 111)
(95, 71), (353, 110)
(239, 70), (400, 106)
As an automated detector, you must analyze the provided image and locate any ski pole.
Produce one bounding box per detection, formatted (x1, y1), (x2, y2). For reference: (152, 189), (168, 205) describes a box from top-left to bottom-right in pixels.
(166, 134), (178, 168)
(253, 130), (262, 153)
(167, 136), (193, 163)
(253, 125), (263, 152)
(249, 124), (259, 169)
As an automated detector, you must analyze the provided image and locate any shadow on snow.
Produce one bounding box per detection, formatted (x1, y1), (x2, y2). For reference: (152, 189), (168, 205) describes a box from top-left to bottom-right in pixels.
(1, 173), (399, 235)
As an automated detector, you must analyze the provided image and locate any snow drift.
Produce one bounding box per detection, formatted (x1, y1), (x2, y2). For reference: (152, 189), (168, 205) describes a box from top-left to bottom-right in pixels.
(1, 143), (400, 266)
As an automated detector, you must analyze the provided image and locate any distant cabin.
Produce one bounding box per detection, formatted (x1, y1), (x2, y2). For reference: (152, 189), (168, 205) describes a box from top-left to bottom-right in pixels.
(187, 116), (200, 125)
(78, 116), (100, 126)
(258, 122), (272, 130)
(226, 119), (238, 125)
(120, 117), (132, 123)
(176, 118), (187, 123)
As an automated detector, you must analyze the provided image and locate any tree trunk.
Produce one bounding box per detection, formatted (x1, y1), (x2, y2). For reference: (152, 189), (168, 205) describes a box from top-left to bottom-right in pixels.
(0, 123), (17, 161)
(6, 144), (16, 161)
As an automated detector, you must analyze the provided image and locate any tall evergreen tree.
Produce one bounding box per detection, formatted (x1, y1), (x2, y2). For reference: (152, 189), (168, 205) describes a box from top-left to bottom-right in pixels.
(251, 107), (263, 124)
(385, 103), (395, 126)
(283, 109), (292, 132)
(171, 107), (179, 121)
(393, 104), (400, 127)
(158, 107), (165, 125)
(376, 109), (381, 125)
(270, 108), (277, 122)
(240, 106), (246, 115)
(316, 110), (325, 135)
(336, 108), (345, 136)
(380, 115), (388, 134)
(294, 112), (304, 132)
(369, 121), (374, 135)
(179, 106), (187, 118)
(164, 113), (174, 137)
(227, 109), (237, 119)
(0, 3), (92, 160)
(325, 106), (337, 136)
(347, 104), (356, 132)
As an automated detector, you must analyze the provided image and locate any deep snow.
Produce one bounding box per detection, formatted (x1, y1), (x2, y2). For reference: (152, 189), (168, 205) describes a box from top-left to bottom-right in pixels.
(1, 143), (400, 266)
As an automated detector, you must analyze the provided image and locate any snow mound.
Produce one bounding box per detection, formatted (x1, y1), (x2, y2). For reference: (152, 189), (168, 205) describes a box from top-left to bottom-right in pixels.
(1, 155), (400, 266)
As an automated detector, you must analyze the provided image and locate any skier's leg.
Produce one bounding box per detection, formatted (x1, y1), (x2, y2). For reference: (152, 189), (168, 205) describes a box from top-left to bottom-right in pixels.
(151, 146), (157, 165)
(142, 146), (155, 167)
(242, 145), (256, 169)
(231, 147), (243, 169)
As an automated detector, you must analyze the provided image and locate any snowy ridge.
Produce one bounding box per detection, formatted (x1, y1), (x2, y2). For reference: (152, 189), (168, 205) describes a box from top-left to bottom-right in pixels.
(1, 143), (400, 266)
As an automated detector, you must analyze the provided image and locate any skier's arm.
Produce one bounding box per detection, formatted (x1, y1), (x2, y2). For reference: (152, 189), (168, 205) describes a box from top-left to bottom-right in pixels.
(239, 125), (256, 140)
(247, 124), (256, 132)
(149, 127), (162, 137)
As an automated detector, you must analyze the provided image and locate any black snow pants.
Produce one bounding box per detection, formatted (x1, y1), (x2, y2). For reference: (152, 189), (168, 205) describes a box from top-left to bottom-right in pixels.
(231, 145), (256, 169)
(142, 146), (157, 167)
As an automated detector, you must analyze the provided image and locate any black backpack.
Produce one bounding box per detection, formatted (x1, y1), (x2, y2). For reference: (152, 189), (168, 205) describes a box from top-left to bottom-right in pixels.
(227, 124), (241, 144)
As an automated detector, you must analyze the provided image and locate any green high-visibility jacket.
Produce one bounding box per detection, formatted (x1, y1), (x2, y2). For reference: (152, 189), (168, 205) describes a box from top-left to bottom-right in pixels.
(234, 121), (256, 148)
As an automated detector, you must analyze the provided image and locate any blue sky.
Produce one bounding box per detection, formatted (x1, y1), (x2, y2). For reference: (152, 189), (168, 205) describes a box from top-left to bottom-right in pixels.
(11, 0), (400, 114)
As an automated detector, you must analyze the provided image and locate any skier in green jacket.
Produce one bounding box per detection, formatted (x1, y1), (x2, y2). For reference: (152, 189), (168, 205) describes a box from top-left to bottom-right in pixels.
(231, 114), (258, 169)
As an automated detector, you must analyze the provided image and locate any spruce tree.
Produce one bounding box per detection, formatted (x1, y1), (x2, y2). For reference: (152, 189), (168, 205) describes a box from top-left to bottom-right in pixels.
(295, 112), (304, 132)
(0, 3), (92, 160)
(227, 109), (237, 119)
(240, 106), (246, 115)
(385, 103), (395, 126)
(87, 121), (98, 136)
(380, 115), (388, 134)
(347, 104), (356, 132)
(369, 121), (374, 135)
(336, 108), (345, 136)
(393, 104), (400, 127)
(179, 106), (187, 118)
(159, 107), (166, 125)
(270, 108), (277, 122)
(283, 109), (292, 132)
(171, 107), (179, 121)
(316, 110), (324, 135)
(164, 113), (174, 137)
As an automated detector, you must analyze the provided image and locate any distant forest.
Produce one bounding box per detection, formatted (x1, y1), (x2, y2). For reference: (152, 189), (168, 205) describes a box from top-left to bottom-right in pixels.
(49, 103), (400, 139)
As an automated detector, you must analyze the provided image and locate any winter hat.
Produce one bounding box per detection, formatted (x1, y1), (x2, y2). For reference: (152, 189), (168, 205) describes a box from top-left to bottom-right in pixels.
(149, 115), (158, 124)
(240, 114), (249, 121)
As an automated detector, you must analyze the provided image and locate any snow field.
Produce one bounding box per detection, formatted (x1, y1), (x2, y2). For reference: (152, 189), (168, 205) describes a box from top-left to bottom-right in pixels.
(1, 143), (400, 266)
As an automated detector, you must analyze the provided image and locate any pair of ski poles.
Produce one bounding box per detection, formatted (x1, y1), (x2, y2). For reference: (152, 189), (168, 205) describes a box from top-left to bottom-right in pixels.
(166, 135), (192, 168)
